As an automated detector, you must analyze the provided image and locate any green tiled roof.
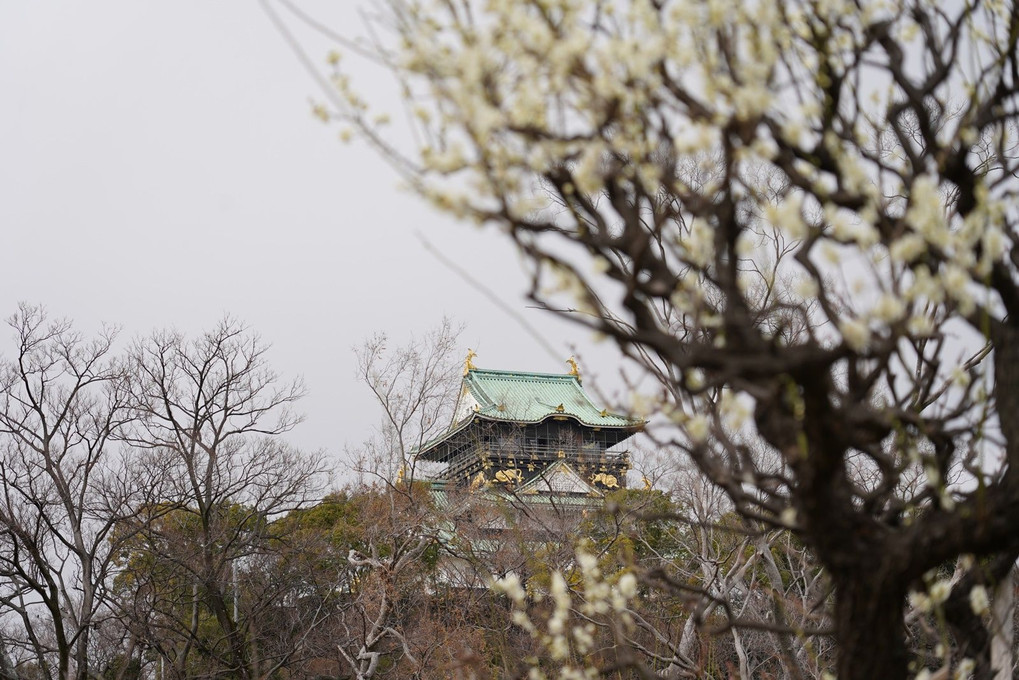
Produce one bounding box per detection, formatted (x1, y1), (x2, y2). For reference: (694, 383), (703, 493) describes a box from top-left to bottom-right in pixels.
(462, 369), (640, 428)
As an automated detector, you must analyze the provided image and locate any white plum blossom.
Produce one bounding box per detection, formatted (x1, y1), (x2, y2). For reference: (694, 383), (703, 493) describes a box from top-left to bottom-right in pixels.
(907, 313), (937, 338)
(909, 590), (932, 614)
(906, 266), (946, 305)
(928, 579), (952, 605)
(890, 234), (928, 263)
(684, 218), (716, 268)
(872, 294), (906, 323)
(943, 265), (975, 315)
(950, 366), (972, 389)
(780, 507), (798, 528)
(573, 143), (605, 196)
(686, 414), (711, 443)
(839, 317), (871, 352)
(954, 657), (975, 680)
(794, 276), (820, 300)
(493, 572), (526, 604)
(905, 176), (950, 250)
(766, 193), (808, 240)
(719, 389), (753, 430)
(968, 585), (990, 616)
(617, 572), (637, 599)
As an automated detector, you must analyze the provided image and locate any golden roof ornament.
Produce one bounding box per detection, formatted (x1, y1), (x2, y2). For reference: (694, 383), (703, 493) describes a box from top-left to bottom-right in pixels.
(494, 469), (522, 484)
(592, 472), (619, 489)
(469, 471), (487, 492)
(464, 348), (478, 376)
(566, 356), (581, 381)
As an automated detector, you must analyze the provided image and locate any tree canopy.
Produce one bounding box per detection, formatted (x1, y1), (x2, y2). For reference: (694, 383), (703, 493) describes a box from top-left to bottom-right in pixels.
(312, 0), (1019, 677)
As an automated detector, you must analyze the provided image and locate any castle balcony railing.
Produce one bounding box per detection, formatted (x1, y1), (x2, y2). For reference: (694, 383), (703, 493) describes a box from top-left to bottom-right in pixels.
(438, 445), (630, 482)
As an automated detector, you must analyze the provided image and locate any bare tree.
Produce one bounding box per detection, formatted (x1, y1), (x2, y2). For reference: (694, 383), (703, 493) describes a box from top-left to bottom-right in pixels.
(0, 305), (161, 680)
(328, 322), (484, 679)
(646, 470), (832, 679)
(307, 0), (1019, 677)
(118, 319), (327, 679)
(350, 318), (463, 485)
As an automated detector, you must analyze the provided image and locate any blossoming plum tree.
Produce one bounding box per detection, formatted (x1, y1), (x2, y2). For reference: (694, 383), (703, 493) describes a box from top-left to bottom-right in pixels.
(303, 0), (1019, 677)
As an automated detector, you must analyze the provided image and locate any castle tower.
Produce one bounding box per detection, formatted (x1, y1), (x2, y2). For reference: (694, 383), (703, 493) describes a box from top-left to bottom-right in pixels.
(415, 356), (643, 497)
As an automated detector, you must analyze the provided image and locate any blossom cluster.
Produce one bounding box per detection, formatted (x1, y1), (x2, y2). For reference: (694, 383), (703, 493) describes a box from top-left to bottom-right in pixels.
(329, 1), (1008, 363)
(492, 549), (638, 679)
(907, 565), (997, 680)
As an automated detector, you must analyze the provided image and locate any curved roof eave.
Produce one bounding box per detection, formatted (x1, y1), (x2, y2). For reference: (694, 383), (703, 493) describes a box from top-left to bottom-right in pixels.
(414, 410), (644, 460)
(473, 410), (645, 430)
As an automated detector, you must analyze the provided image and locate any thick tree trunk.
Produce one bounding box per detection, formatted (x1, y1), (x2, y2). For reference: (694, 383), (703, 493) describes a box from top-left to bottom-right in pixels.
(834, 574), (909, 680)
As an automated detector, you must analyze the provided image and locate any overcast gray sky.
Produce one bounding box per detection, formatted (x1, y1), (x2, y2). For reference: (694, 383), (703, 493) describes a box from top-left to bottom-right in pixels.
(0, 2), (627, 468)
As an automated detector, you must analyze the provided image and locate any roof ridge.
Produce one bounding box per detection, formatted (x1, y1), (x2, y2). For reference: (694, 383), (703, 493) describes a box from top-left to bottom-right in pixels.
(467, 368), (578, 380)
